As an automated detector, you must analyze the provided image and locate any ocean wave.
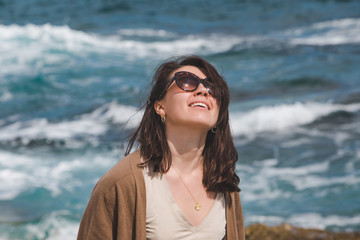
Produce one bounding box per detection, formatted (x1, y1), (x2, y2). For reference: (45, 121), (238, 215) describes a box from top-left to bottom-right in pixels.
(288, 213), (360, 230)
(0, 91), (13, 102)
(239, 159), (337, 202)
(0, 24), (96, 77)
(1, 18), (358, 77)
(230, 102), (360, 137)
(0, 169), (31, 200)
(291, 173), (360, 191)
(0, 210), (79, 240)
(0, 149), (117, 200)
(286, 18), (360, 46)
(1, 101), (359, 144)
(238, 139), (360, 202)
(26, 210), (79, 240)
(0, 24), (242, 76)
(0, 101), (142, 145)
(270, 76), (338, 90)
(219, 17), (360, 56)
(117, 28), (178, 38)
(246, 213), (360, 230)
(0, 117), (107, 146)
(307, 110), (358, 126)
(0, 150), (71, 200)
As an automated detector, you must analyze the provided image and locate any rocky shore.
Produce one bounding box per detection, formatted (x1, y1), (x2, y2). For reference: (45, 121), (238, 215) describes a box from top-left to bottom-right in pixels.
(245, 224), (360, 240)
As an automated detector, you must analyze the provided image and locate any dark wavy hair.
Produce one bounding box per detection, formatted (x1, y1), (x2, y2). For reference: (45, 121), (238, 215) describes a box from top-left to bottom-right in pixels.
(125, 55), (240, 193)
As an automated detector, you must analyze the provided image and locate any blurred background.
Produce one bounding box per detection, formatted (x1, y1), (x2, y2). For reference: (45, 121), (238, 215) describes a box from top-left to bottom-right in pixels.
(0, 0), (360, 238)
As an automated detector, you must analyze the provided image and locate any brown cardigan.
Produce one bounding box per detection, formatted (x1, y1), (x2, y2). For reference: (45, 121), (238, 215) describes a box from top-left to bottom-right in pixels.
(77, 151), (245, 240)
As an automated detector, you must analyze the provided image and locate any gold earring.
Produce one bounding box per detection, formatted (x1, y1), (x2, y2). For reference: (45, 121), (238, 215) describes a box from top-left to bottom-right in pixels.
(161, 115), (166, 123)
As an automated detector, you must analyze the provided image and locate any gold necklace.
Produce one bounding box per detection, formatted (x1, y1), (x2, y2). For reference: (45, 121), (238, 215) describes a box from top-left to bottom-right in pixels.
(172, 166), (201, 211)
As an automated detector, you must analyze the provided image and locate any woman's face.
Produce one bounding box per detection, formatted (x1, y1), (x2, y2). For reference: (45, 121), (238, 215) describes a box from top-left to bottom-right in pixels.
(155, 65), (220, 132)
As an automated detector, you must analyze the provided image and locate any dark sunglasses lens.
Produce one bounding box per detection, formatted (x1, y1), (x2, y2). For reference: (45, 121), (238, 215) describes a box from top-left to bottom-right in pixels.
(202, 81), (214, 96)
(177, 74), (198, 91)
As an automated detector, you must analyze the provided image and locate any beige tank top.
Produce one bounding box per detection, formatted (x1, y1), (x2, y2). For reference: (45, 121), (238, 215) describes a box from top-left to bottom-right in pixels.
(143, 164), (226, 240)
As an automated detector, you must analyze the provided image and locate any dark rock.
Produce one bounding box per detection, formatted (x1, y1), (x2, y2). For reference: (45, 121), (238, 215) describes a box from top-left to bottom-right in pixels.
(245, 223), (360, 240)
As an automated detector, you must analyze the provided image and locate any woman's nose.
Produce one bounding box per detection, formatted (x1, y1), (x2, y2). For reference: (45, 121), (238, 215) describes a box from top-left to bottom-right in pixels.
(194, 83), (209, 97)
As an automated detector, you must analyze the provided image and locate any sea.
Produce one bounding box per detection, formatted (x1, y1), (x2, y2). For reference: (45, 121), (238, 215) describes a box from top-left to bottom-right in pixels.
(0, 0), (360, 239)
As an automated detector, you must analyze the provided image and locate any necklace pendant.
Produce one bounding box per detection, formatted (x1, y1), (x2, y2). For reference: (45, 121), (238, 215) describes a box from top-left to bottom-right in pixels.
(195, 203), (201, 211)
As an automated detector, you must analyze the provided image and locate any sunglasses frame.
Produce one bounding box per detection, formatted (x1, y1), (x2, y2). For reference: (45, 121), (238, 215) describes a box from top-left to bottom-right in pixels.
(169, 71), (214, 96)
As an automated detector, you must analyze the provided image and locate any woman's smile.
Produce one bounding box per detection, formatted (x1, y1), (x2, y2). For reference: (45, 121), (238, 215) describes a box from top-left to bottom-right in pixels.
(188, 101), (210, 110)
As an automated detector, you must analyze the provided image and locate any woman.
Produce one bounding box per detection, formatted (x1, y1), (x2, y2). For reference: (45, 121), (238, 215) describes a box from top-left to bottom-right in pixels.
(77, 56), (245, 240)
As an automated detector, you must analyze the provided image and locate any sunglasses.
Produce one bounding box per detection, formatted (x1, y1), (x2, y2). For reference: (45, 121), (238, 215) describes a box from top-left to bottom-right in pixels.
(166, 71), (215, 97)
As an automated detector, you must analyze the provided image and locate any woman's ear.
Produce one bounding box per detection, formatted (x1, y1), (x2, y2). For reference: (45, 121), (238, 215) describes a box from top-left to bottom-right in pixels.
(154, 101), (166, 116)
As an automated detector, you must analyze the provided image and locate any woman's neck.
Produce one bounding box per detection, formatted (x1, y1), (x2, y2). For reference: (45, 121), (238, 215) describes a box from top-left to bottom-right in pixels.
(165, 125), (207, 174)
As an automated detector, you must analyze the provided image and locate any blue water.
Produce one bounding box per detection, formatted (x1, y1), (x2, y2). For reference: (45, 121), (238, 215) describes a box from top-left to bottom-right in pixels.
(1, 0), (360, 238)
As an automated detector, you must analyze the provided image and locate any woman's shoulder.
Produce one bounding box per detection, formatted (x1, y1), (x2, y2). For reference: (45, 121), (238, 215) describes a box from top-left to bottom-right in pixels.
(93, 150), (143, 195)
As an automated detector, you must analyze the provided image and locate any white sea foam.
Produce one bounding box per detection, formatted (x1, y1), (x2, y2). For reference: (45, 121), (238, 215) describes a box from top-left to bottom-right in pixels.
(289, 173), (360, 191)
(287, 213), (360, 229)
(0, 24), (242, 76)
(1, 101), (359, 143)
(24, 210), (79, 240)
(280, 137), (313, 148)
(230, 102), (360, 137)
(0, 118), (106, 141)
(0, 210), (78, 239)
(246, 213), (360, 230)
(286, 18), (360, 45)
(242, 153), (356, 206)
(89, 100), (143, 127)
(1, 18), (358, 78)
(117, 28), (177, 37)
(262, 161), (330, 176)
(0, 101), (141, 143)
(246, 215), (285, 225)
(0, 169), (31, 200)
(240, 160), (331, 202)
(0, 91), (13, 102)
(0, 149), (117, 200)
(0, 151), (64, 199)
(0, 24), (80, 76)
(0, 151), (41, 199)
(238, 147), (359, 202)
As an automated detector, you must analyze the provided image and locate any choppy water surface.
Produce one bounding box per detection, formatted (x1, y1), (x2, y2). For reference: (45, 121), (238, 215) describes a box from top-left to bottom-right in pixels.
(0, 0), (360, 238)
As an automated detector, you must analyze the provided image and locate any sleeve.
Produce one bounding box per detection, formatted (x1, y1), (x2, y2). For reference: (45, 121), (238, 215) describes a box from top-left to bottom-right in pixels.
(235, 192), (245, 240)
(77, 182), (118, 240)
(77, 153), (145, 240)
(77, 173), (138, 240)
(225, 191), (245, 240)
